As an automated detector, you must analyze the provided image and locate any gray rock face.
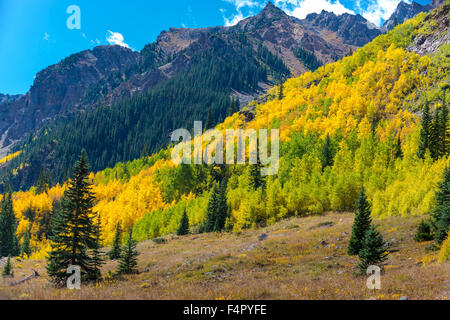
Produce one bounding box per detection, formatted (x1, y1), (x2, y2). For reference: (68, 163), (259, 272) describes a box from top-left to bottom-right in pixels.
(1, 45), (140, 146)
(302, 11), (382, 46)
(382, 1), (432, 31)
(407, 2), (449, 56)
(0, 2), (397, 151)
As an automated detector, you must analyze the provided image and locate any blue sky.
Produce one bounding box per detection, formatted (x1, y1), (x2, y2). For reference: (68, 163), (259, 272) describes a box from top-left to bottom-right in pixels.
(0, 0), (432, 94)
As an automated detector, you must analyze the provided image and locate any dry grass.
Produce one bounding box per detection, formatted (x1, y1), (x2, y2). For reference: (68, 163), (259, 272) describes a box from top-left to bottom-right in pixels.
(0, 212), (448, 300)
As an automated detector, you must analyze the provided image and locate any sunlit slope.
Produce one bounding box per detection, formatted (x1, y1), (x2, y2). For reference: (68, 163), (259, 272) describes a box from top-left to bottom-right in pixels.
(4, 4), (449, 254)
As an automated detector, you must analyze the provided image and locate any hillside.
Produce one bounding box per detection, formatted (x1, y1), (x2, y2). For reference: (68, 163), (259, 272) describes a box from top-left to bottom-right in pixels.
(0, 2), (403, 192)
(0, 213), (448, 300)
(0, 1), (448, 301)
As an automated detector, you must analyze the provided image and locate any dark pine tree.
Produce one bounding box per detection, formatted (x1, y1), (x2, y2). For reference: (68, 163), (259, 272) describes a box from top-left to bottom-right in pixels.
(278, 82), (284, 100)
(228, 97), (239, 116)
(418, 100), (432, 159)
(2, 255), (12, 277)
(177, 209), (190, 236)
(88, 215), (105, 281)
(322, 134), (334, 170)
(21, 229), (32, 257)
(46, 151), (97, 286)
(414, 220), (434, 242)
(116, 227), (139, 275)
(36, 166), (52, 194)
(108, 222), (122, 260)
(431, 166), (450, 245)
(205, 108), (214, 131)
(204, 183), (219, 233)
(394, 136), (403, 159)
(248, 159), (264, 191)
(0, 193), (19, 257)
(430, 108), (441, 160)
(440, 83), (450, 156)
(214, 179), (228, 232)
(358, 226), (388, 274)
(348, 187), (372, 256)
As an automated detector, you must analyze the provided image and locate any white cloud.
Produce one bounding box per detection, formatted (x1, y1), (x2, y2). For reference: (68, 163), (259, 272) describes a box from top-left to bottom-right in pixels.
(275, 0), (354, 19)
(43, 32), (50, 41)
(106, 30), (131, 49)
(221, 0), (408, 28)
(221, 0), (263, 26)
(359, 0), (411, 26)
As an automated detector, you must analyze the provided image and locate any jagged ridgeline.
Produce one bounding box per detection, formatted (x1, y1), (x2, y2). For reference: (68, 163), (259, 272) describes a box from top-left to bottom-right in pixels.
(1, 33), (289, 191)
(3, 3), (449, 257)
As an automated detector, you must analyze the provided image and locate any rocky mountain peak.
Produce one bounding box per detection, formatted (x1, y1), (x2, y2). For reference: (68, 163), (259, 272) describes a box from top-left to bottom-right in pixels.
(382, 1), (432, 31)
(259, 1), (287, 18)
(302, 10), (382, 46)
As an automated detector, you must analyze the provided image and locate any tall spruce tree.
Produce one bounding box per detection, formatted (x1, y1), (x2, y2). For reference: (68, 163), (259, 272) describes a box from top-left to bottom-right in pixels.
(214, 179), (228, 232)
(394, 136), (403, 159)
(430, 108), (441, 160)
(204, 183), (219, 233)
(431, 166), (450, 245)
(88, 215), (105, 281)
(248, 159), (264, 191)
(278, 82), (284, 100)
(36, 166), (52, 194)
(348, 187), (372, 256)
(418, 100), (432, 159)
(2, 255), (12, 277)
(0, 193), (19, 257)
(21, 229), (32, 257)
(46, 151), (97, 285)
(205, 108), (214, 131)
(358, 226), (388, 274)
(177, 209), (190, 236)
(108, 222), (122, 260)
(117, 227), (139, 275)
(322, 134), (334, 170)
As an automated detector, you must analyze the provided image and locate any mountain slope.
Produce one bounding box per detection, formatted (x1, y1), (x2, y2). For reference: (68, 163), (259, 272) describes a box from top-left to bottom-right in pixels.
(382, 1), (432, 31)
(1, 46), (139, 147)
(0, 2), (389, 191)
(6, 2), (449, 256)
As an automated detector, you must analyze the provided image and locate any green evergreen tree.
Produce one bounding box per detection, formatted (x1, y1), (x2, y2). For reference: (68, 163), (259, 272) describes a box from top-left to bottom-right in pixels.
(348, 187), (372, 255)
(177, 209), (190, 236)
(204, 183), (219, 233)
(418, 100), (432, 159)
(248, 159), (264, 191)
(228, 97), (239, 116)
(36, 166), (52, 194)
(431, 166), (450, 245)
(321, 134), (334, 169)
(430, 108), (441, 160)
(414, 220), (434, 242)
(278, 82), (284, 100)
(46, 151), (97, 286)
(394, 136), (403, 159)
(108, 222), (122, 260)
(21, 229), (32, 257)
(88, 215), (105, 281)
(2, 255), (12, 277)
(206, 108), (214, 131)
(439, 93), (448, 157)
(116, 227), (139, 275)
(214, 179), (228, 232)
(0, 193), (19, 257)
(358, 226), (388, 274)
